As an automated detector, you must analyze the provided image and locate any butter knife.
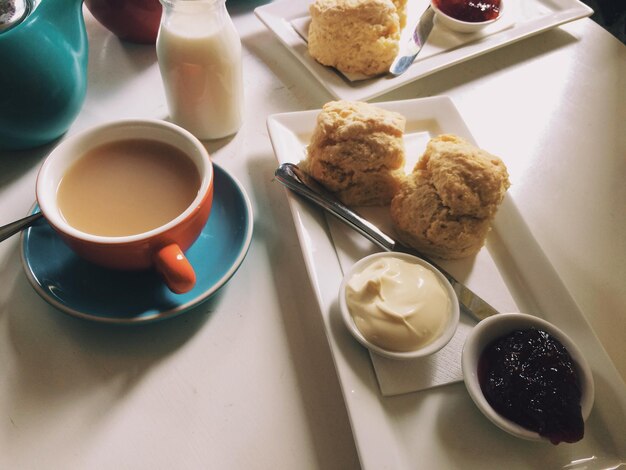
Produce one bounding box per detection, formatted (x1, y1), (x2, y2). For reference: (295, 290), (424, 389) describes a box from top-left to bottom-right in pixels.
(274, 162), (500, 322)
(389, 6), (435, 76)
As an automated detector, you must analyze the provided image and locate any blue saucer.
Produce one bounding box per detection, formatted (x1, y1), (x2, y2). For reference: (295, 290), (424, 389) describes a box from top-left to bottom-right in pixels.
(20, 164), (253, 324)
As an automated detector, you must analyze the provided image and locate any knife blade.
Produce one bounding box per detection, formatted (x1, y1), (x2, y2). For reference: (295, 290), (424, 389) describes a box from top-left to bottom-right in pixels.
(274, 162), (500, 322)
(389, 6), (435, 76)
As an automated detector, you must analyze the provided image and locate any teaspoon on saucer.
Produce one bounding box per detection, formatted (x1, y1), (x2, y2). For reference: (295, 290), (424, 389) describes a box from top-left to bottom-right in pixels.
(274, 162), (500, 322)
(0, 211), (44, 243)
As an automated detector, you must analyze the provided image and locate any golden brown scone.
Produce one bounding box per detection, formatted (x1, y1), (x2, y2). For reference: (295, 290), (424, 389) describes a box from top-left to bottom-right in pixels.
(301, 100), (406, 206)
(391, 170), (492, 259)
(308, 0), (402, 76)
(391, 135), (510, 259)
(416, 135), (510, 219)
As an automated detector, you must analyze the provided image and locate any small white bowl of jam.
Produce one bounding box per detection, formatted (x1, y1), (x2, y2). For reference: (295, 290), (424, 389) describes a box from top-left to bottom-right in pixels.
(339, 252), (459, 360)
(431, 0), (503, 34)
(462, 313), (595, 444)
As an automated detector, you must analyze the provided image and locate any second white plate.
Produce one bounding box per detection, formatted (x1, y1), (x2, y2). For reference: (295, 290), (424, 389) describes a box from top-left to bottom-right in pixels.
(255, 0), (593, 101)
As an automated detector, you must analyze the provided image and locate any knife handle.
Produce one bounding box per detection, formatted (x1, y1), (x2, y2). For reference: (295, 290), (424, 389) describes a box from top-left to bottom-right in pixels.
(274, 163), (396, 251)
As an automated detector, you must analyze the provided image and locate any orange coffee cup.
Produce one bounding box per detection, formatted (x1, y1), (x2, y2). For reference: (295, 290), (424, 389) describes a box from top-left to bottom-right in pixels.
(36, 119), (213, 294)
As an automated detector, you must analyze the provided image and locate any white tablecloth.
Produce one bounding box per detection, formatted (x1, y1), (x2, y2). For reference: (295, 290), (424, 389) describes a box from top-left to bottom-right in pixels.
(0, 4), (624, 468)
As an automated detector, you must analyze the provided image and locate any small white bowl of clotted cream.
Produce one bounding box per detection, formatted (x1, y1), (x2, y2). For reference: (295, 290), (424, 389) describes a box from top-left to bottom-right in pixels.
(339, 252), (460, 360)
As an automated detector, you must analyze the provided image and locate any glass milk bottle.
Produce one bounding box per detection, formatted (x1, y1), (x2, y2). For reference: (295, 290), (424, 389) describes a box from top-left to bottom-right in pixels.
(156, 0), (244, 140)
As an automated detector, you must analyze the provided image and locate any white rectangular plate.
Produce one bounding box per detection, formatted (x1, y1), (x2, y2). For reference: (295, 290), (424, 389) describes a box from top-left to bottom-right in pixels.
(267, 96), (626, 469)
(255, 0), (593, 101)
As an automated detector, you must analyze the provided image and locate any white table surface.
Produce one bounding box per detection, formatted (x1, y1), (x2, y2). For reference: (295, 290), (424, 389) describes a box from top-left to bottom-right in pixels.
(0, 3), (624, 469)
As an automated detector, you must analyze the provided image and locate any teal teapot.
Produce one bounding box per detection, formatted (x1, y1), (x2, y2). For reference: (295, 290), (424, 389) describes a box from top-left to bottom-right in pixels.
(0, 0), (88, 150)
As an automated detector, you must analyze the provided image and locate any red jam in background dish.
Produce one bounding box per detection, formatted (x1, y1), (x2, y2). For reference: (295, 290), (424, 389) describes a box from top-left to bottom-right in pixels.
(433, 0), (501, 23)
(478, 327), (584, 444)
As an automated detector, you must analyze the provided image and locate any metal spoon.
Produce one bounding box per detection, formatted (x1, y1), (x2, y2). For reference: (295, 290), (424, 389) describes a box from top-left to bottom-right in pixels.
(0, 211), (43, 242)
(274, 162), (500, 322)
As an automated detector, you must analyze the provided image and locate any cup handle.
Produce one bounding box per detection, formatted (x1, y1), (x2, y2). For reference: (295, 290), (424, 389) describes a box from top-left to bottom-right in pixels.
(153, 243), (196, 294)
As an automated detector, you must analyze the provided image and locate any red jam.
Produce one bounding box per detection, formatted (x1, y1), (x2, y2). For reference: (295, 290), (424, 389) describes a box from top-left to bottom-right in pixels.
(478, 328), (584, 444)
(433, 0), (501, 23)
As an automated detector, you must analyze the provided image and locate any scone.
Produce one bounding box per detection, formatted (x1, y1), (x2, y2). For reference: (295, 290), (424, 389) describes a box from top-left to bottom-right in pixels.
(301, 100), (406, 206)
(308, 0), (404, 76)
(416, 134), (510, 219)
(392, 0), (408, 28)
(391, 169), (494, 259)
(391, 135), (510, 259)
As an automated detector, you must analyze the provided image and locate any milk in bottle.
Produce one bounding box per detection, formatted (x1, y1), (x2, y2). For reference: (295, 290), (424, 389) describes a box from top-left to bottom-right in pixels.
(156, 0), (243, 140)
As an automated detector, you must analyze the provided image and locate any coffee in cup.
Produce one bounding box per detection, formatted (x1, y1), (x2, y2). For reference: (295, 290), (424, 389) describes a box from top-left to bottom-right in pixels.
(57, 138), (201, 237)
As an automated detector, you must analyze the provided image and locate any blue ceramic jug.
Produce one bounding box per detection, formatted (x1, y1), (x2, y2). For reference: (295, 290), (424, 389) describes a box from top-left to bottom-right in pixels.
(0, 0), (88, 150)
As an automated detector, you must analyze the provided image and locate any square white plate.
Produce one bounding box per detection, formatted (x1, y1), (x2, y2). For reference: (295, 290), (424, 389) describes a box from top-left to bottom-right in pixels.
(255, 0), (593, 101)
(267, 97), (626, 469)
